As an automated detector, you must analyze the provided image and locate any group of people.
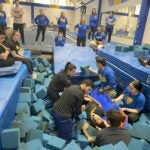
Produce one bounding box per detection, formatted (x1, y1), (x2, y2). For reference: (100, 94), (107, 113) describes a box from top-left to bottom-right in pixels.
(46, 56), (146, 146)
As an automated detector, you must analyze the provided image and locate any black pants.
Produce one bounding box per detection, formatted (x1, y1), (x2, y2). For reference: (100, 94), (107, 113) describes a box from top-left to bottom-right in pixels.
(105, 27), (113, 43)
(77, 37), (86, 47)
(14, 57), (33, 74)
(0, 24), (7, 32)
(88, 26), (97, 40)
(124, 111), (141, 124)
(0, 57), (14, 67)
(47, 86), (60, 103)
(58, 27), (66, 38)
(35, 25), (46, 42)
(13, 23), (25, 44)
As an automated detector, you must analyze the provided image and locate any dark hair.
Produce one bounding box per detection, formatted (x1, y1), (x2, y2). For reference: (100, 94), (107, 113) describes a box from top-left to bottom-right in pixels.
(131, 80), (142, 92)
(94, 107), (105, 117)
(106, 109), (125, 127)
(0, 30), (5, 35)
(81, 79), (94, 88)
(11, 30), (18, 38)
(64, 62), (76, 72)
(95, 56), (106, 66)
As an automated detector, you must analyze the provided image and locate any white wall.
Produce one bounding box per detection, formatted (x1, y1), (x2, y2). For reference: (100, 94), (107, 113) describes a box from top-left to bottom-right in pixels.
(142, 9), (150, 44)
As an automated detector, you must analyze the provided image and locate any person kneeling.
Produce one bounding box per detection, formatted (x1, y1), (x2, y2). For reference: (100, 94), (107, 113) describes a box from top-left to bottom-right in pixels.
(89, 26), (106, 50)
(54, 32), (65, 46)
(0, 44), (14, 67)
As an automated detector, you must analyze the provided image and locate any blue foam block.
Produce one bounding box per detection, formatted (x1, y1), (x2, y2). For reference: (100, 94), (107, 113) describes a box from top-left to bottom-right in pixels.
(31, 101), (45, 114)
(14, 112), (30, 122)
(127, 123), (132, 133)
(38, 63), (45, 72)
(31, 93), (38, 102)
(23, 78), (35, 88)
(16, 102), (30, 115)
(48, 119), (55, 130)
(42, 59), (49, 67)
(88, 125), (98, 137)
(128, 138), (150, 150)
(45, 67), (52, 75)
(37, 99), (48, 107)
(18, 92), (31, 103)
(122, 46), (129, 52)
(142, 44), (150, 50)
(77, 134), (89, 149)
(38, 110), (50, 122)
(84, 146), (92, 150)
(31, 116), (42, 123)
(47, 135), (66, 150)
(63, 141), (81, 150)
(134, 50), (146, 57)
(100, 144), (114, 150)
(26, 129), (43, 142)
(20, 87), (31, 93)
(114, 141), (129, 150)
(139, 113), (150, 122)
(1, 128), (20, 150)
(41, 71), (48, 78)
(132, 122), (150, 142)
(115, 45), (122, 52)
(35, 85), (47, 99)
(35, 75), (45, 85)
(24, 139), (43, 150)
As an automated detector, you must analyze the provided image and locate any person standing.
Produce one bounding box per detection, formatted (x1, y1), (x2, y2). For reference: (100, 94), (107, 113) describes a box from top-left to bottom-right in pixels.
(105, 11), (116, 44)
(12, 0), (25, 44)
(0, 3), (7, 31)
(88, 8), (98, 41)
(57, 11), (68, 38)
(75, 17), (89, 47)
(34, 9), (49, 45)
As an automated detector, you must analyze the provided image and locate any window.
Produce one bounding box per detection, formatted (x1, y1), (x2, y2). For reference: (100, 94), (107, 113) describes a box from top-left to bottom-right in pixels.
(34, 0), (50, 4)
(59, 0), (67, 6)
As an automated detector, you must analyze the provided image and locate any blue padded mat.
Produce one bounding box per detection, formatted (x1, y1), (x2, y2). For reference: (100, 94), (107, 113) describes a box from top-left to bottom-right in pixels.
(54, 44), (97, 74)
(0, 61), (22, 76)
(0, 50), (31, 131)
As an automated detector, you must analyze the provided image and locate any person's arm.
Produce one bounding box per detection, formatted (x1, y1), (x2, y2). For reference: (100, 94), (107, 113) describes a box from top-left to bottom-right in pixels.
(0, 49), (10, 60)
(114, 94), (124, 102)
(121, 107), (140, 114)
(11, 50), (25, 58)
(82, 123), (95, 143)
(57, 18), (60, 25)
(74, 24), (78, 32)
(100, 85), (112, 92)
(88, 68), (98, 75)
(46, 16), (50, 25)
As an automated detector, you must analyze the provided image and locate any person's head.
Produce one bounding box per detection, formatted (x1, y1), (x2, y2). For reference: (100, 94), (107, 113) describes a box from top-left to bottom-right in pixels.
(109, 11), (114, 17)
(0, 3), (3, 10)
(92, 8), (96, 15)
(97, 26), (103, 33)
(14, 0), (20, 7)
(58, 32), (63, 38)
(39, 9), (44, 15)
(61, 11), (65, 18)
(64, 62), (76, 77)
(106, 109), (125, 127)
(129, 80), (142, 95)
(90, 107), (105, 126)
(0, 31), (5, 43)
(80, 17), (86, 24)
(80, 79), (94, 94)
(95, 56), (106, 70)
(11, 30), (20, 41)
(4, 27), (13, 39)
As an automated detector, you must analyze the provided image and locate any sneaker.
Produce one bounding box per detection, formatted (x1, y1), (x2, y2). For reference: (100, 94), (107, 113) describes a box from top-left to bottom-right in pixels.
(31, 72), (37, 79)
(35, 42), (37, 45)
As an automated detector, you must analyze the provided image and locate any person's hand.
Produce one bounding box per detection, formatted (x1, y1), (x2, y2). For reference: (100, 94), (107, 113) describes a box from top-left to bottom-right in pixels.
(81, 105), (86, 111)
(99, 87), (104, 92)
(84, 95), (92, 102)
(87, 136), (94, 143)
(120, 107), (127, 112)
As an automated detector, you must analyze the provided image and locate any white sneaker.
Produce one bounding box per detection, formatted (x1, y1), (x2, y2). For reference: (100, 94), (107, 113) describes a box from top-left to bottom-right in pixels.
(32, 73), (37, 79)
(35, 42), (37, 45)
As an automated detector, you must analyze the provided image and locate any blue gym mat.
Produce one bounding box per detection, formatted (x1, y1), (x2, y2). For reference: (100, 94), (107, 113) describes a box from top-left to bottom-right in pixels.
(0, 51), (31, 131)
(54, 44), (97, 75)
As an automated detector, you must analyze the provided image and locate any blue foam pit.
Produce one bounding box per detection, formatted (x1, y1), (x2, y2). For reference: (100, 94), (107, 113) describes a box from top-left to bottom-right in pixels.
(35, 86), (47, 99)
(84, 145), (92, 150)
(31, 116), (42, 123)
(47, 135), (66, 150)
(139, 113), (150, 122)
(63, 141), (81, 150)
(142, 44), (150, 50)
(38, 110), (50, 122)
(134, 50), (146, 57)
(18, 92), (31, 103)
(26, 129), (43, 142)
(31, 93), (38, 102)
(35, 75), (45, 85)
(87, 125), (98, 137)
(114, 141), (129, 150)
(31, 101), (45, 115)
(38, 63), (45, 72)
(122, 46), (129, 52)
(48, 119), (55, 130)
(41, 72), (49, 78)
(37, 99), (48, 107)
(1, 128), (20, 150)
(20, 87), (31, 93)
(100, 144), (114, 150)
(45, 67), (52, 75)
(14, 112), (30, 122)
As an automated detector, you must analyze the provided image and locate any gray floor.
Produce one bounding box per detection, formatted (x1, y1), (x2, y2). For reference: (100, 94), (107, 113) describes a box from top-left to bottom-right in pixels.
(21, 28), (75, 53)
